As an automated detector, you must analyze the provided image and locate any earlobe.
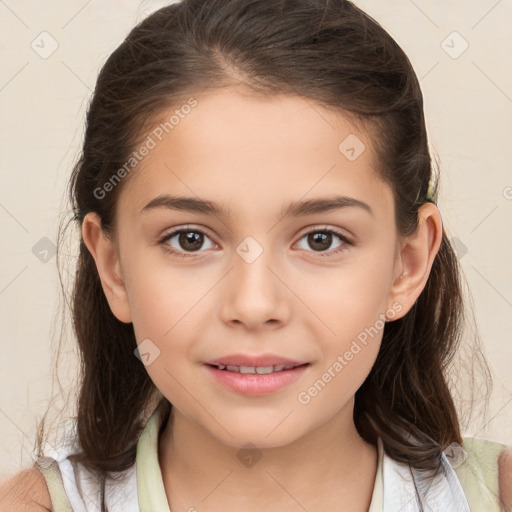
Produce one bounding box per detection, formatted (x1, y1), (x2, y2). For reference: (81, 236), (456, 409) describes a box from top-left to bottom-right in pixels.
(81, 212), (132, 323)
(386, 203), (443, 320)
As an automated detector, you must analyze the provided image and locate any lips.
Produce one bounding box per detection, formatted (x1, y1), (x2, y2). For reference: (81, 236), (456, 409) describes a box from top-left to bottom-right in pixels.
(203, 354), (310, 395)
(205, 354), (309, 375)
(205, 353), (307, 368)
(211, 363), (303, 374)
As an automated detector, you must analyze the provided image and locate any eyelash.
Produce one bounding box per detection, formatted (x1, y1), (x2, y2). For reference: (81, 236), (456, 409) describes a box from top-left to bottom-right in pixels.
(157, 225), (353, 259)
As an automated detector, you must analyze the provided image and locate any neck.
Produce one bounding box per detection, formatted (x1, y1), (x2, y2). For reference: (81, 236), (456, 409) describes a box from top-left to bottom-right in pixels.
(158, 398), (378, 512)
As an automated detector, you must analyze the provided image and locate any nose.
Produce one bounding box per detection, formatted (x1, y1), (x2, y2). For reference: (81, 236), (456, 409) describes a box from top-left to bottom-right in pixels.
(219, 241), (290, 331)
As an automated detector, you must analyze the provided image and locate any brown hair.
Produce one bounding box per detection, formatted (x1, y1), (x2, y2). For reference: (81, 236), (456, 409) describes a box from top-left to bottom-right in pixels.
(36, 0), (490, 490)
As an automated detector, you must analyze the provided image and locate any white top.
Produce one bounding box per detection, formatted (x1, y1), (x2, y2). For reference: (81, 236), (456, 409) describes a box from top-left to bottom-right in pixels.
(35, 406), (473, 512)
(35, 418), (138, 511)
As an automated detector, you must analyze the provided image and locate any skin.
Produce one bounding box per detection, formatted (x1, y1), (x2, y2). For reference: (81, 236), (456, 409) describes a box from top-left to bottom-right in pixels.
(82, 86), (444, 512)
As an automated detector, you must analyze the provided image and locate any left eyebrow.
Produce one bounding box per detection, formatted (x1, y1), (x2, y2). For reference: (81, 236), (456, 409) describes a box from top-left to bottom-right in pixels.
(282, 195), (373, 218)
(139, 194), (373, 219)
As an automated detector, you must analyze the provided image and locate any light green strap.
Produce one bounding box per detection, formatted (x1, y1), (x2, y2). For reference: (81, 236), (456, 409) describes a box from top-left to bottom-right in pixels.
(368, 438), (384, 512)
(137, 408), (171, 511)
(455, 437), (508, 511)
(34, 457), (74, 512)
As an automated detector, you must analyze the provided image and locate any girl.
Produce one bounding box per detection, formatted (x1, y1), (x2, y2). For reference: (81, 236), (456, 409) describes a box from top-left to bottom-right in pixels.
(2, 0), (511, 510)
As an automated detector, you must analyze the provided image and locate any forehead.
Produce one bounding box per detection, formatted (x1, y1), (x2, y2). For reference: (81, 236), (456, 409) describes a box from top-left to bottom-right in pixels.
(117, 87), (392, 223)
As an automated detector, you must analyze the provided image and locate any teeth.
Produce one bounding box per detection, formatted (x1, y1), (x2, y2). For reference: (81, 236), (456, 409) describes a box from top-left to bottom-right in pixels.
(255, 366), (274, 374)
(214, 363), (302, 374)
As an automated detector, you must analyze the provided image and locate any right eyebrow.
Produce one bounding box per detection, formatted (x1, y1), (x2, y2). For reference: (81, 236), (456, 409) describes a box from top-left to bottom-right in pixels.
(140, 195), (231, 218)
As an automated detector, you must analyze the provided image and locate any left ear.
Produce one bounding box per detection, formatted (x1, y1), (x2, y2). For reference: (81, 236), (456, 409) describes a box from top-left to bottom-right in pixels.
(386, 202), (443, 320)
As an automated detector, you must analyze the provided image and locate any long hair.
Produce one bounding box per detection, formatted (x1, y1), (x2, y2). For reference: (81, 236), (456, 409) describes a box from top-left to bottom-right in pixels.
(35, 0), (491, 485)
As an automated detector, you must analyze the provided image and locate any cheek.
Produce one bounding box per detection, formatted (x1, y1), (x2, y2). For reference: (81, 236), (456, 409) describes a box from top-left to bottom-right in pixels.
(125, 254), (211, 336)
(126, 267), (208, 405)
(296, 267), (389, 414)
(126, 262), (218, 381)
(296, 335), (380, 430)
(295, 250), (395, 341)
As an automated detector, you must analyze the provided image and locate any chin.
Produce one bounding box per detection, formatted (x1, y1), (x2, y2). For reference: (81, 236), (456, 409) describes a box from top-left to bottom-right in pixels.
(217, 432), (299, 451)
(206, 416), (306, 450)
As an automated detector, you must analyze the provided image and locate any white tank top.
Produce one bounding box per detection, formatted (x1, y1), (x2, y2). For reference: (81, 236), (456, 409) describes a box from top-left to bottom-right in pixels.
(34, 406), (507, 511)
(34, 422), (138, 511)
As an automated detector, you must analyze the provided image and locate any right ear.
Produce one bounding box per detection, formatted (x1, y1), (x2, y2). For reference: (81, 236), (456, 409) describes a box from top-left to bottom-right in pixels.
(81, 212), (132, 323)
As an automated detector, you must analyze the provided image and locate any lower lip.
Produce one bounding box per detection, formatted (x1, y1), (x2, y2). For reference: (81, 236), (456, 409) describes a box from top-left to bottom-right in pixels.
(204, 364), (309, 396)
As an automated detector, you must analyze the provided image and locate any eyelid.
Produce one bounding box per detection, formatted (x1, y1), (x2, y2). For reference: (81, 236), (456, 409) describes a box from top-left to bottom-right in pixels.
(296, 224), (354, 242)
(158, 224), (215, 240)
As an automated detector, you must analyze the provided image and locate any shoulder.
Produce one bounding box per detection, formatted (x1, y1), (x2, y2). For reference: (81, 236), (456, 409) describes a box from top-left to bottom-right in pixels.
(457, 436), (511, 510)
(498, 446), (512, 510)
(0, 467), (52, 512)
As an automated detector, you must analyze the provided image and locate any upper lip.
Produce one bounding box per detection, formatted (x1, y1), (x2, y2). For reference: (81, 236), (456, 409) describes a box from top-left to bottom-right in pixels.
(205, 353), (308, 367)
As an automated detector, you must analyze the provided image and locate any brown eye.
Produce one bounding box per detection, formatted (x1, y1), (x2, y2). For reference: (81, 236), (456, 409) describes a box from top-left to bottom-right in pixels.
(158, 227), (216, 257)
(296, 229), (352, 256)
(307, 232), (333, 252)
(176, 231), (204, 252)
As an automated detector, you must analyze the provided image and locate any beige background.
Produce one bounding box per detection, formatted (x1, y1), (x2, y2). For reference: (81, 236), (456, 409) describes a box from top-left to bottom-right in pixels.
(0, 0), (511, 478)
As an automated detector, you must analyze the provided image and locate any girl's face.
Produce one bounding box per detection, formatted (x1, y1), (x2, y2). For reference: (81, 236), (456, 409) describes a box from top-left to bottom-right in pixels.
(89, 87), (414, 448)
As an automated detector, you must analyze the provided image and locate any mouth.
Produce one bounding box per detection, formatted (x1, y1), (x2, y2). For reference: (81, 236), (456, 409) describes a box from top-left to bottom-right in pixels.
(204, 357), (311, 396)
(206, 362), (309, 374)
